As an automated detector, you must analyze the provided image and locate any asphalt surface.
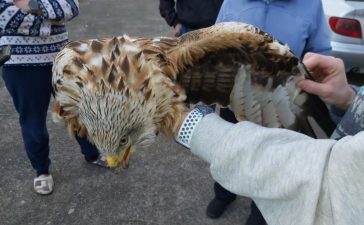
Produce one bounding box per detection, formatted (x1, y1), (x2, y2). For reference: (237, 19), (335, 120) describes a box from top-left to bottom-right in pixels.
(0, 1), (251, 225)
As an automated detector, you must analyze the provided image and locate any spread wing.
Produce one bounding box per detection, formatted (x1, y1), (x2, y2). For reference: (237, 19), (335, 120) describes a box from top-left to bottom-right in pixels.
(159, 22), (335, 137)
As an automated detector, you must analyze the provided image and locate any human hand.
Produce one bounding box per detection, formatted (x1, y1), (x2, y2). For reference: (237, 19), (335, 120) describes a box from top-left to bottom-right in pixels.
(13, 0), (30, 11)
(0, 45), (11, 66)
(297, 52), (356, 111)
(174, 23), (182, 37)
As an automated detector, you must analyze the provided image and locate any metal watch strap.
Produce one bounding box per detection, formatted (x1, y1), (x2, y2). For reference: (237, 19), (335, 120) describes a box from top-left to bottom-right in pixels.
(175, 105), (214, 148)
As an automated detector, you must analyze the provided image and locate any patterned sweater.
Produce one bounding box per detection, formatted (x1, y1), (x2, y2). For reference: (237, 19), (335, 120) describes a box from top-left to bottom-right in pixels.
(0, 0), (79, 66)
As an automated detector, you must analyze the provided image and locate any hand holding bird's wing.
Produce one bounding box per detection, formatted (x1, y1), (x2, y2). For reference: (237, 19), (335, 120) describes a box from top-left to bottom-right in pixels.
(298, 53), (356, 111)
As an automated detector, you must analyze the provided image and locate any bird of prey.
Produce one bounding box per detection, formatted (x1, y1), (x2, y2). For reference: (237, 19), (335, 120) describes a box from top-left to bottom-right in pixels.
(52, 22), (335, 169)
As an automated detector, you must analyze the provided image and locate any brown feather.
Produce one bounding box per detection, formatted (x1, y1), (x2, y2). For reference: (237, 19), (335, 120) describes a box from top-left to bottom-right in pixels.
(51, 22), (335, 169)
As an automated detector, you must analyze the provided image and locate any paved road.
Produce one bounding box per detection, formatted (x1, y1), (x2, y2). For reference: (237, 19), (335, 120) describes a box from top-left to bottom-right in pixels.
(0, 1), (250, 225)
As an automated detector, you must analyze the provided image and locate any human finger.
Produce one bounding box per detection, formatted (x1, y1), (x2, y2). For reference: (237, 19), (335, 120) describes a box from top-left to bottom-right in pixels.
(297, 79), (328, 97)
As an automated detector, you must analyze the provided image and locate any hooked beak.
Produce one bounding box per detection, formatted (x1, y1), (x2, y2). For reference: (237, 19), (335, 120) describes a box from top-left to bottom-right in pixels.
(106, 144), (134, 169)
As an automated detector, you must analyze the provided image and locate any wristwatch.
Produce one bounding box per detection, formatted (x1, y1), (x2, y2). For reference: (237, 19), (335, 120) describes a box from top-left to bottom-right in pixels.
(175, 105), (214, 148)
(28, 0), (42, 16)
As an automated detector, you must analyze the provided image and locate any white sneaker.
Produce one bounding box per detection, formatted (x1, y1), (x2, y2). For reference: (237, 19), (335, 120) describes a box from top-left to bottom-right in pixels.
(34, 174), (54, 195)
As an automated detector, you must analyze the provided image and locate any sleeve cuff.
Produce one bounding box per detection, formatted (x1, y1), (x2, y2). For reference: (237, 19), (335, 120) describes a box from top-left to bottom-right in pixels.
(329, 85), (359, 121)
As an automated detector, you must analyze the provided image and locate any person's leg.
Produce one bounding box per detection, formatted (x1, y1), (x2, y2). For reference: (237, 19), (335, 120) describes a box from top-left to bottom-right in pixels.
(74, 137), (109, 167)
(245, 201), (267, 225)
(3, 66), (52, 176)
(207, 182), (237, 218)
(179, 25), (193, 36)
(219, 107), (238, 123)
(3, 66), (54, 195)
(180, 25), (191, 36)
(75, 136), (100, 162)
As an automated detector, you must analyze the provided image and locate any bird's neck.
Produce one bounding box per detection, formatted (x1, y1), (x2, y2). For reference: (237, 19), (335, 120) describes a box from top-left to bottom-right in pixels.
(150, 77), (188, 138)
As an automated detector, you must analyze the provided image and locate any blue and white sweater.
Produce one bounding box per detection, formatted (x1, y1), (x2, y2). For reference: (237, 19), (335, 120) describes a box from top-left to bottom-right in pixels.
(0, 0), (79, 66)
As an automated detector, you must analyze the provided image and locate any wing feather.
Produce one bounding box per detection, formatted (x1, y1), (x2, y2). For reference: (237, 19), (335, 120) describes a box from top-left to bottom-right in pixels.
(162, 22), (303, 107)
(158, 22), (335, 136)
(272, 85), (296, 128)
(230, 66), (262, 124)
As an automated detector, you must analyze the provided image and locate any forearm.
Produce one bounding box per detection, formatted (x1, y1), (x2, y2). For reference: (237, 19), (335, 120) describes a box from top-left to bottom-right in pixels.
(38, 0), (79, 21)
(189, 113), (336, 224)
(190, 114), (335, 196)
(0, 0), (78, 36)
(0, 1), (44, 36)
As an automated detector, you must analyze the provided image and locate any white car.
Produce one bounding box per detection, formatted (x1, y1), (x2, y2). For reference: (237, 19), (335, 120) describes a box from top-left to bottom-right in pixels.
(323, 0), (364, 74)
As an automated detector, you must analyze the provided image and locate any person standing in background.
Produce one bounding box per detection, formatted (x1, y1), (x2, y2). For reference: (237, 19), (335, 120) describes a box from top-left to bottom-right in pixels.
(207, 0), (332, 224)
(0, 0), (106, 195)
(159, 0), (223, 36)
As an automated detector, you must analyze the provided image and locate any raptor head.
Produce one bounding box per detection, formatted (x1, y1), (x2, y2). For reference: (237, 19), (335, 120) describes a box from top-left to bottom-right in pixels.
(80, 88), (160, 168)
(52, 36), (186, 169)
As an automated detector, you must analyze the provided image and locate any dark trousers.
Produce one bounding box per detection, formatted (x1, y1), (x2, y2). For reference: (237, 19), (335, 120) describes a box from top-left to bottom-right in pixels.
(246, 201), (266, 225)
(180, 25), (191, 35)
(75, 136), (100, 162)
(218, 107), (267, 225)
(2, 66), (99, 176)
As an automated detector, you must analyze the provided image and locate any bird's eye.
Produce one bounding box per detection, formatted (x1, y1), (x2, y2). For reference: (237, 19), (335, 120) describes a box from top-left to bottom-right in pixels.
(120, 136), (128, 146)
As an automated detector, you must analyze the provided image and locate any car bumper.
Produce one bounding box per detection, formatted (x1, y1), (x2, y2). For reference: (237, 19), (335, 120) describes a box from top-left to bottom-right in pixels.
(331, 41), (364, 74)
